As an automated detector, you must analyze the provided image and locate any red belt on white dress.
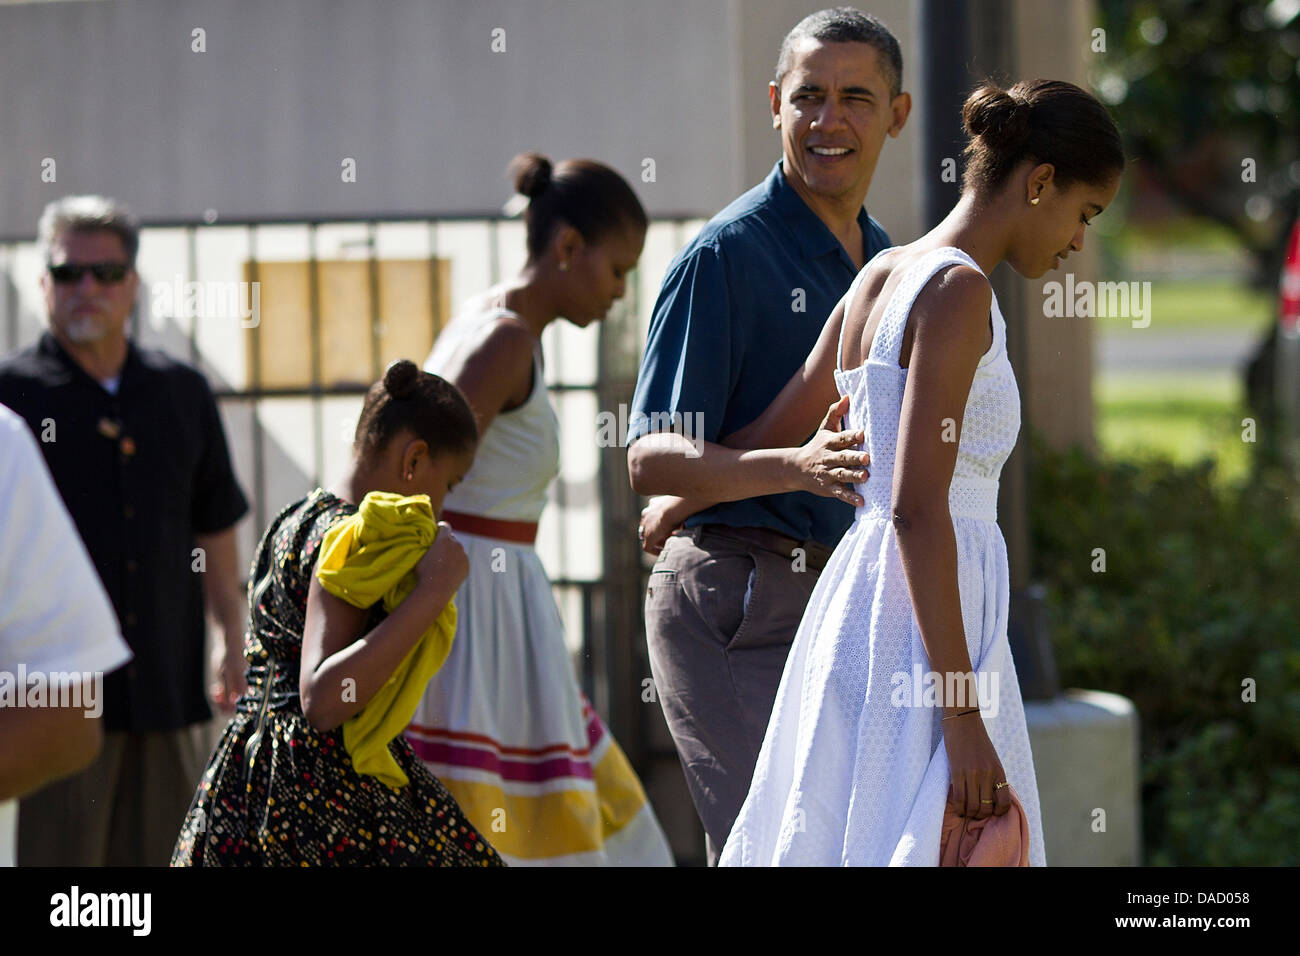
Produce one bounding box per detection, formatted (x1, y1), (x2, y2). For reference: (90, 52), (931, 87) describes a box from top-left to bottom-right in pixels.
(440, 509), (538, 545)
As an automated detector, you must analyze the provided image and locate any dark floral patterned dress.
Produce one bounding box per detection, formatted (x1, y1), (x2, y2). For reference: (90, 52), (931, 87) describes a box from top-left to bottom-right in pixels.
(172, 489), (505, 866)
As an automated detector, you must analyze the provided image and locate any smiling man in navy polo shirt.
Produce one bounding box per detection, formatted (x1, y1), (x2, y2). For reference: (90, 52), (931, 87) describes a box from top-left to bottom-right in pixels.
(626, 8), (910, 863)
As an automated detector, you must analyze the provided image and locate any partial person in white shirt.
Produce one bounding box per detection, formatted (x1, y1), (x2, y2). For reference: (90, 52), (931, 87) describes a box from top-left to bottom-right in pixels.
(0, 402), (131, 866)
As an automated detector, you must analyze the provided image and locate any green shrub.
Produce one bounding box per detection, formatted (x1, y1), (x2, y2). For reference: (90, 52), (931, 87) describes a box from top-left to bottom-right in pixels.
(1029, 437), (1300, 865)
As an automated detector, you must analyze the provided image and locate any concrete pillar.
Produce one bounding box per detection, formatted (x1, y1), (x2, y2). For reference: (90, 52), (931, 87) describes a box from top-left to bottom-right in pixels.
(1026, 690), (1143, 865)
(1006, 0), (1102, 451)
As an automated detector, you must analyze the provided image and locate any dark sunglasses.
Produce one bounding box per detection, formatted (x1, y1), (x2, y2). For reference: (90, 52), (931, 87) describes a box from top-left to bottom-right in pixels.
(48, 261), (132, 284)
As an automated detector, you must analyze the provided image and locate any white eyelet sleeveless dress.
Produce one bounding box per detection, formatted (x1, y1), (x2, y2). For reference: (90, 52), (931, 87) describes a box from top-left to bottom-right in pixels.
(719, 247), (1046, 866)
(406, 299), (674, 866)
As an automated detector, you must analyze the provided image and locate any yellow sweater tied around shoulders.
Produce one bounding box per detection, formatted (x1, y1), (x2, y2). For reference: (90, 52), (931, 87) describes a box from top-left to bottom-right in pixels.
(314, 491), (455, 788)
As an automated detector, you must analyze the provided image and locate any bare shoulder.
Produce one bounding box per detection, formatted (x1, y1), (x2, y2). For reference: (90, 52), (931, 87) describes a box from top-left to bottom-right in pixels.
(913, 264), (991, 339)
(846, 248), (901, 322)
(462, 314), (537, 372)
(863, 247), (905, 294)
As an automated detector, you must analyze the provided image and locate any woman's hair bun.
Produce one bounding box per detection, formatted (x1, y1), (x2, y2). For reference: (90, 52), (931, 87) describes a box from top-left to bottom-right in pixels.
(963, 84), (1032, 153)
(509, 151), (553, 199)
(383, 359), (420, 399)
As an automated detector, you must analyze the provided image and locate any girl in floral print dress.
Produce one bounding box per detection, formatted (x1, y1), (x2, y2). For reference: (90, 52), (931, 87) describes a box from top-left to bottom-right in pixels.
(172, 361), (504, 866)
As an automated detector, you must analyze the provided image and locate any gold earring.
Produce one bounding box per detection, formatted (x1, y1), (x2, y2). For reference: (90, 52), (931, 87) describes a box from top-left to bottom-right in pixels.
(559, 261), (569, 272)
(1030, 197), (1040, 206)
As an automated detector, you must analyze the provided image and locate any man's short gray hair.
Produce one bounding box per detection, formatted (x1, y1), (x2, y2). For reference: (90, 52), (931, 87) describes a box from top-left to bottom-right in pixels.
(774, 7), (903, 99)
(38, 195), (140, 266)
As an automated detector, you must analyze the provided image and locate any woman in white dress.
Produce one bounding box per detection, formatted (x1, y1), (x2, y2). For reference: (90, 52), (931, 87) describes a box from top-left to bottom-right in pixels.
(406, 152), (673, 866)
(645, 80), (1124, 865)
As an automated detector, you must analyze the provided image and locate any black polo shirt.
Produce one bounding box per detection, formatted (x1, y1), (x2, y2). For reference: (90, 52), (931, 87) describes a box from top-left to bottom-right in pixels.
(0, 332), (249, 732)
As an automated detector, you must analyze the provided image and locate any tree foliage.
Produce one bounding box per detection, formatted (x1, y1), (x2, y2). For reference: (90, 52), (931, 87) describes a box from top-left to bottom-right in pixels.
(1095, 0), (1300, 278)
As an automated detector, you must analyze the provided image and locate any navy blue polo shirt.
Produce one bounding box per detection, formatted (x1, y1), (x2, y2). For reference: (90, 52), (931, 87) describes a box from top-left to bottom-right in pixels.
(627, 159), (892, 548)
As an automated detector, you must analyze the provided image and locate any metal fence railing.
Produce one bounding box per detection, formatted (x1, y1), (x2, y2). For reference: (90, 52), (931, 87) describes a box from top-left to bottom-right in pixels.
(1, 213), (709, 861)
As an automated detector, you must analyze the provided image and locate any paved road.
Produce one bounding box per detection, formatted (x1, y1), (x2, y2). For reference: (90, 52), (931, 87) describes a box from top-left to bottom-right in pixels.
(1096, 327), (1267, 375)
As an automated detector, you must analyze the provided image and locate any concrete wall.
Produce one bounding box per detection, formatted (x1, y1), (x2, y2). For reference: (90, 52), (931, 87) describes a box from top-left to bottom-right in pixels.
(2, 0), (925, 238)
(0, 0), (739, 231)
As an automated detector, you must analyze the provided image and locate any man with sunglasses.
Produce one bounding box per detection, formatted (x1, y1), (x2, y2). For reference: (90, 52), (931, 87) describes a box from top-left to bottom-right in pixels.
(0, 195), (249, 866)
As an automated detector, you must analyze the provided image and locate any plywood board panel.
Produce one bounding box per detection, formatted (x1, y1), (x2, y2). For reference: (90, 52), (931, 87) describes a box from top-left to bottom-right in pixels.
(318, 259), (373, 387)
(245, 260), (311, 389)
(245, 257), (451, 390)
(377, 258), (450, 370)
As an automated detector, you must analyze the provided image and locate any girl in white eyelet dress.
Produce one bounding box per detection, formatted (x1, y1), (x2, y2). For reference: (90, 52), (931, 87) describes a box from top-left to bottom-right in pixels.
(719, 246), (1046, 867)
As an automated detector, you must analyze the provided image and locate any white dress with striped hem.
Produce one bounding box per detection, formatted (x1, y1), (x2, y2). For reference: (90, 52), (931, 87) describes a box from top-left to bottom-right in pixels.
(407, 297), (674, 866)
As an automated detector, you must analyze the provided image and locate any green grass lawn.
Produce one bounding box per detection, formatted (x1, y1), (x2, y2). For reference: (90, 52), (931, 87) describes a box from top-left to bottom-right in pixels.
(1088, 279), (1273, 332)
(1094, 371), (1255, 484)
(1099, 215), (1249, 255)
(1095, 217), (1274, 331)
(1091, 216), (1273, 484)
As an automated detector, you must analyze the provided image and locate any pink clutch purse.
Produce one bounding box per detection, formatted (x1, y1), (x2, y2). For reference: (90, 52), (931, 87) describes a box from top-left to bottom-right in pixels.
(940, 785), (1031, 867)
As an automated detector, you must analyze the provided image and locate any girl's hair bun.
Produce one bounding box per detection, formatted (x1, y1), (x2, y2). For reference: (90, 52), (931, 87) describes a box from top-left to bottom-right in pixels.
(383, 359), (420, 399)
(509, 151), (553, 199)
(960, 78), (1124, 195)
(355, 363), (478, 460)
(962, 84), (1032, 153)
